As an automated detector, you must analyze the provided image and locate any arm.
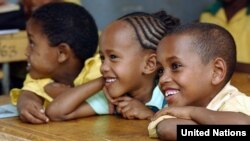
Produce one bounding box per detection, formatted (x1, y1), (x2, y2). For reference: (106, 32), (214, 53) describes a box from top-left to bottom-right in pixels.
(115, 96), (154, 120)
(152, 106), (250, 140)
(45, 77), (104, 121)
(153, 106), (250, 124)
(156, 118), (197, 141)
(17, 90), (49, 124)
(44, 82), (71, 99)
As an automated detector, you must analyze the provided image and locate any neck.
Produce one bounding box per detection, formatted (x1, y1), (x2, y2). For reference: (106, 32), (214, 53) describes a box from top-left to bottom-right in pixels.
(52, 61), (83, 86)
(223, 0), (248, 21)
(129, 77), (156, 104)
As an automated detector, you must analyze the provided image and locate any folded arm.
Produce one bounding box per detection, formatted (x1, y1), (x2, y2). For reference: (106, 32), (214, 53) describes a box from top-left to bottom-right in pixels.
(45, 77), (104, 121)
(153, 106), (250, 140)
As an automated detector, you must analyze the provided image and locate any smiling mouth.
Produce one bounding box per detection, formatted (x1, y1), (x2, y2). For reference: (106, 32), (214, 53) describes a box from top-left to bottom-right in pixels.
(105, 78), (117, 85)
(165, 90), (179, 97)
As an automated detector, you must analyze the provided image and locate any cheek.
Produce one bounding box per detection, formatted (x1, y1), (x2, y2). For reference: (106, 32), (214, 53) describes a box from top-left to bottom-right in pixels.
(30, 51), (57, 71)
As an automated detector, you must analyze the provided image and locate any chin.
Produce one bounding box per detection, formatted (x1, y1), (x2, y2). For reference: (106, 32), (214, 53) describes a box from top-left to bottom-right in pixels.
(107, 89), (124, 98)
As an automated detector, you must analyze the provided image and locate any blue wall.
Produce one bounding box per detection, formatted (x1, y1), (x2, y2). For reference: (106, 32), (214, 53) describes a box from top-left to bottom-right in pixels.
(8, 0), (216, 30)
(81, 0), (215, 30)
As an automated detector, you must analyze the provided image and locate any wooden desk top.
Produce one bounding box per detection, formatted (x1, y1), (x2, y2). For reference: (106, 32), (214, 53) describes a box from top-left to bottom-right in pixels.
(0, 96), (157, 141)
(0, 72), (249, 141)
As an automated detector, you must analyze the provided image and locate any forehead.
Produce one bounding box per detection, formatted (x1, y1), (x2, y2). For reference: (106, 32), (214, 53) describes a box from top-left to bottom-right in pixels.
(159, 34), (194, 52)
(27, 19), (43, 35)
(157, 34), (199, 61)
(100, 20), (140, 51)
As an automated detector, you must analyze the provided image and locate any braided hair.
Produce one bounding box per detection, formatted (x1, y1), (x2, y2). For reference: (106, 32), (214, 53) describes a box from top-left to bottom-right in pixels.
(119, 11), (180, 50)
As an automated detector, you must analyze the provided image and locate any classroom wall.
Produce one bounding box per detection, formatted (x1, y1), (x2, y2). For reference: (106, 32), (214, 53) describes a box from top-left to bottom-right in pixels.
(81, 0), (216, 30)
(8, 0), (216, 30)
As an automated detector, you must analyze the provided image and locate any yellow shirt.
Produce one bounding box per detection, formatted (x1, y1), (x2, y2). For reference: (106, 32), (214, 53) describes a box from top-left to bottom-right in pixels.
(148, 83), (250, 138)
(200, 4), (250, 64)
(10, 53), (101, 107)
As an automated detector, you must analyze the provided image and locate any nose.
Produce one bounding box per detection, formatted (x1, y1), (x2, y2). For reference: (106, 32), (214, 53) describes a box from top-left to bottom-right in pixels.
(159, 68), (172, 85)
(100, 60), (110, 74)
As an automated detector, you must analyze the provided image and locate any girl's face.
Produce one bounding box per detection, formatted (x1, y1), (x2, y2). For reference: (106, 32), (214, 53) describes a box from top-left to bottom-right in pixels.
(99, 21), (149, 98)
(157, 34), (214, 107)
(26, 19), (59, 79)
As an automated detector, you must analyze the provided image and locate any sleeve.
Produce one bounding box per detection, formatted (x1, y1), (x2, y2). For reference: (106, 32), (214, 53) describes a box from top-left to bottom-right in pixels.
(148, 115), (176, 138)
(86, 91), (109, 115)
(10, 74), (53, 105)
(74, 53), (102, 85)
(219, 94), (250, 116)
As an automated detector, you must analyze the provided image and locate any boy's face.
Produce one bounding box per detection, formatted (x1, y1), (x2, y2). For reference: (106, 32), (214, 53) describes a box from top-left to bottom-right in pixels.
(157, 34), (214, 107)
(26, 19), (59, 79)
(99, 21), (151, 98)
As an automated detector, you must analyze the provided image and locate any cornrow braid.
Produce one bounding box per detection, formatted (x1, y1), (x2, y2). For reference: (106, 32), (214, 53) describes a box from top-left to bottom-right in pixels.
(119, 11), (180, 50)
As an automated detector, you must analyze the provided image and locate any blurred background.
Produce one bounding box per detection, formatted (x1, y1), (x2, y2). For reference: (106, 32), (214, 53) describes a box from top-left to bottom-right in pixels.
(1, 0), (216, 94)
(9, 0), (215, 30)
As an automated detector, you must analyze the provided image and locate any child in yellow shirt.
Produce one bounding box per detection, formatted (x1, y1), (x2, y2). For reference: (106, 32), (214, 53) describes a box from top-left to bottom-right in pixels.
(10, 2), (101, 124)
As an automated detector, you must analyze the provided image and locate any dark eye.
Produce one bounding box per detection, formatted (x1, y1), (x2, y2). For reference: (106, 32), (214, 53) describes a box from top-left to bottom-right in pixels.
(157, 67), (164, 77)
(100, 54), (104, 62)
(171, 63), (182, 71)
(110, 54), (117, 60)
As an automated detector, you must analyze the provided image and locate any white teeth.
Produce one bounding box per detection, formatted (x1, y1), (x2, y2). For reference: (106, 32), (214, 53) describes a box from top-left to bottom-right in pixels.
(105, 78), (116, 83)
(165, 90), (179, 97)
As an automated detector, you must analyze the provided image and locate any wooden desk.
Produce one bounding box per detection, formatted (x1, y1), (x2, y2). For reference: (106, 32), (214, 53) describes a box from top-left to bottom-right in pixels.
(0, 95), (157, 141)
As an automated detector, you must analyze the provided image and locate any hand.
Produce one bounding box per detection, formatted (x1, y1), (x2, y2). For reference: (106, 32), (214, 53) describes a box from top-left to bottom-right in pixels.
(44, 82), (71, 99)
(115, 96), (154, 120)
(152, 106), (195, 121)
(17, 91), (49, 124)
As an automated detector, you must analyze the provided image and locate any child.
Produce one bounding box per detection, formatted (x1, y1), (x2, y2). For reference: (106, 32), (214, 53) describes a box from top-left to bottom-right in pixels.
(10, 2), (102, 124)
(200, 0), (250, 72)
(148, 23), (250, 140)
(45, 11), (180, 121)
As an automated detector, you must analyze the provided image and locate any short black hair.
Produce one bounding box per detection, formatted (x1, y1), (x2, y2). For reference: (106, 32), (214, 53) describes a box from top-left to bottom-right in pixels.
(168, 22), (236, 84)
(119, 11), (180, 50)
(30, 2), (98, 64)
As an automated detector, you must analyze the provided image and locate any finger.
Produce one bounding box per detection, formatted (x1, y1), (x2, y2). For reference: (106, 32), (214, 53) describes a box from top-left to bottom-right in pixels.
(19, 111), (46, 124)
(120, 106), (135, 119)
(108, 103), (115, 114)
(34, 108), (49, 122)
(116, 105), (122, 114)
(116, 96), (132, 102)
(30, 106), (49, 123)
(117, 101), (130, 109)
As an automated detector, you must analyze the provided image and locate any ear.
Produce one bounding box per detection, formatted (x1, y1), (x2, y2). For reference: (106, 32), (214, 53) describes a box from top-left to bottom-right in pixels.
(211, 57), (226, 85)
(142, 53), (157, 75)
(56, 43), (71, 63)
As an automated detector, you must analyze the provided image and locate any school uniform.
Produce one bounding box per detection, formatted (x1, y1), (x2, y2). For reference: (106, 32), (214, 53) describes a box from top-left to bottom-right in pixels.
(148, 83), (250, 138)
(89, 85), (166, 115)
(10, 53), (102, 107)
(200, 1), (250, 64)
